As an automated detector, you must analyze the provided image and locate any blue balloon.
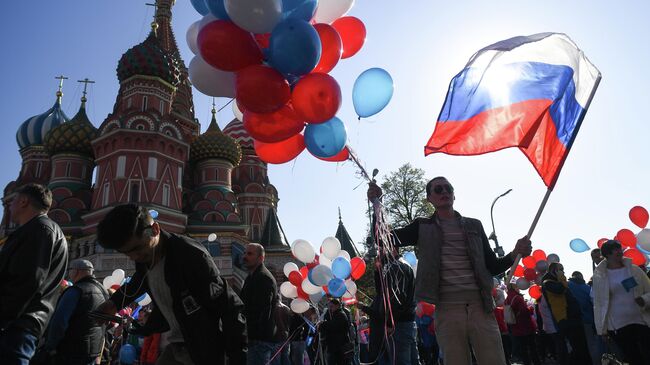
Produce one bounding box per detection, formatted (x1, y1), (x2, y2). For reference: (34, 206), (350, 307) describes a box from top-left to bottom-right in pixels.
(327, 278), (346, 297)
(403, 251), (417, 267)
(331, 257), (351, 280)
(637, 244), (650, 255)
(305, 117), (347, 158)
(570, 238), (590, 253)
(149, 209), (159, 219)
(282, 0), (318, 21)
(205, 0), (229, 20)
(269, 19), (321, 77)
(190, 0), (210, 15)
(119, 344), (137, 364)
(352, 68), (394, 118)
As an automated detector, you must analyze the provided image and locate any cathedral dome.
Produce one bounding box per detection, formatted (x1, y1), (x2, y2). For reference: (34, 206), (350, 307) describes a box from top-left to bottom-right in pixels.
(16, 94), (70, 149)
(44, 98), (98, 157)
(117, 31), (180, 86)
(190, 111), (242, 166)
(223, 118), (254, 150)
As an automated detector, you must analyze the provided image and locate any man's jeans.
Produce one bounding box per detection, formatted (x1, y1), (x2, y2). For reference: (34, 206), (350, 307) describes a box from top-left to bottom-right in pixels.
(0, 326), (38, 365)
(248, 340), (278, 365)
(290, 341), (306, 365)
(378, 321), (419, 365)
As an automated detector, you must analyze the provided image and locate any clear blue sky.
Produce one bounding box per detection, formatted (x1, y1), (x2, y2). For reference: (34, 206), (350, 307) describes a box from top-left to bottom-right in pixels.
(2, 0), (650, 278)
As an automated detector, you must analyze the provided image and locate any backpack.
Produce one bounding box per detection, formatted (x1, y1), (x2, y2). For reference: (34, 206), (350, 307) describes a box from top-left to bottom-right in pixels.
(503, 304), (517, 324)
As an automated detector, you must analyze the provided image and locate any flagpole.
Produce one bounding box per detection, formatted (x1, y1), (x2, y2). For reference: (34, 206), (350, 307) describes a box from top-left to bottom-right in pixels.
(505, 74), (602, 284)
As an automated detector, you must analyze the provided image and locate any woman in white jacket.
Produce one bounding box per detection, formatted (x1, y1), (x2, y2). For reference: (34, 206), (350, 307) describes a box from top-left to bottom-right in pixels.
(592, 240), (650, 365)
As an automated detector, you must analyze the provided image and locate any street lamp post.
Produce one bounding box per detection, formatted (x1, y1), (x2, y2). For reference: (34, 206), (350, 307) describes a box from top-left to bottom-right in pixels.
(489, 189), (512, 258)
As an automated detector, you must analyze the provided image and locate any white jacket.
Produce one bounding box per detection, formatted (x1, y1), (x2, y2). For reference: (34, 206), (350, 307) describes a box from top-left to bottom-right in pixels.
(592, 258), (650, 335)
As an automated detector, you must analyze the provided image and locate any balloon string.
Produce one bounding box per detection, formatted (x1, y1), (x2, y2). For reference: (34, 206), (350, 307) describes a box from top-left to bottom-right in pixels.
(218, 98), (234, 112)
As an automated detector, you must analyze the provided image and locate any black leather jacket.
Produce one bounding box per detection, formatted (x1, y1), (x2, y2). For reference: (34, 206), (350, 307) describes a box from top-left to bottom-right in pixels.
(0, 214), (69, 336)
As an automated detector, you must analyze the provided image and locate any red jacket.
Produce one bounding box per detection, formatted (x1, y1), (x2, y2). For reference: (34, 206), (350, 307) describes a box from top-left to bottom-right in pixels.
(494, 307), (508, 334)
(140, 333), (161, 364)
(505, 289), (536, 336)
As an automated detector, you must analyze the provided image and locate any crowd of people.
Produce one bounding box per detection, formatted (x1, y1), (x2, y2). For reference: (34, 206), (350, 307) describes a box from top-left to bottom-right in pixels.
(0, 181), (649, 365)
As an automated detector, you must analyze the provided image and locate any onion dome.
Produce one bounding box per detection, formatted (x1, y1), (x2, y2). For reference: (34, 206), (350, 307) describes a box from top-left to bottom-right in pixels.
(190, 108), (242, 166)
(116, 31), (180, 86)
(223, 118), (254, 150)
(16, 91), (70, 149)
(44, 93), (98, 157)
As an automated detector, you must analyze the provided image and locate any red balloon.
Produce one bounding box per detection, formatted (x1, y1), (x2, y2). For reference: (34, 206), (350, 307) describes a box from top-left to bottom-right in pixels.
(243, 104), (305, 143)
(254, 134), (305, 164)
(254, 33), (271, 49)
(630, 206), (649, 229)
(297, 283), (309, 300)
(289, 271), (303, 286)
(514, 265), (525, 277)
(111, 284), (121, 290)
(350, 257), (366, 280)
(522, 256), (537, 269)
(299, 266), (309, 278)
(331, 16), (366, 59)
(236, 65), (291, 113)
(316, 146), (349, 162)
(616, 229), (637, 248)
(307, 256), (319, 269)
(312, 24), (342, 73)
(624, 248), (647, 266)
(528, 285), (542, 300)
(524, 268), (537, 281)
(597, 238), (608, 248)
(198, 20), (263, 72)
(292, 73), (342, 123)
(532, 249), (547, 262)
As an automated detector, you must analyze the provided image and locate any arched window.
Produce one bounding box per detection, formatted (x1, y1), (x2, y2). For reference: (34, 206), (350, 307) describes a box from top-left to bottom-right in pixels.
(130, 182), (140, 203)
(142, 96), (148, 112)
(65, 162), (71, 177)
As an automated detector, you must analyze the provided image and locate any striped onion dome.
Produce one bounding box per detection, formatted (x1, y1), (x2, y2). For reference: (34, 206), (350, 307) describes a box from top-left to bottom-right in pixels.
(223, 118), (254, 150)
(16, 94), (70, 149)
(190, 110), (242, 166)
(117, 31), (180, 86)
(44, 97), (98, 157)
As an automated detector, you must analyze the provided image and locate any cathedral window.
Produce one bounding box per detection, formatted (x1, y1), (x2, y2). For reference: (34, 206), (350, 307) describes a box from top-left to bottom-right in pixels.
(159, 100), (165, 113)
(35, 162), (42, 178)
(65, 162), (71, 177)
(177, 166), (182, 187)
(127, 97), (132, 108)
(81, 165), (87, 179)
(142, 96), (148, 111)
(202, 169), (206, 183)
(116, 156), (126, 177)
(250, 167), (255, 180)
(102, 183), (110, 206)
(162, 184), (170, 206)
(148, 157), (157, 179)
(129, 182), (140, 203)
(215, 169), (219, 181)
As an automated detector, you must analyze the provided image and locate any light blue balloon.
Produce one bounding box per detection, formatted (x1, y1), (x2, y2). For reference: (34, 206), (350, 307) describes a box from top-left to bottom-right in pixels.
(282, 0), (318, 21)
(309, 290), (325, 304)
(149, 209), (159, 219)
(205, 0), (229, 20)
(637, 244), (650, 255)
(327, 278), (346, 297)
(352, 68), (394, 118)
(269, 19), (321, 77)
(119, 344), (137, 364)
(309, 265), (333, 286)
(403, 251), (417, 267)
(570, 238), (590, 253)
(331, 257), (351, 279)
(190, 0), (210, 15)
(305, 117), (347, 158)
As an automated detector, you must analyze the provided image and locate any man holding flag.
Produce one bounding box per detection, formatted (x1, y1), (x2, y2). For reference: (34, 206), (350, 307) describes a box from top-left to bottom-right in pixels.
(369, 32), (600, 364)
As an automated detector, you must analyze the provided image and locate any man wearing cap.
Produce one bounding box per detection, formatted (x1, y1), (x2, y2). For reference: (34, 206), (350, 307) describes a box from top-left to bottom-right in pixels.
(42, 259), (109, 365)
(0, 183), (68, 364)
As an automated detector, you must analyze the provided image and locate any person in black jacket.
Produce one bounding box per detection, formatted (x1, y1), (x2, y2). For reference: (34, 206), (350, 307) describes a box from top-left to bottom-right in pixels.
(320, 298), (354, 365)
(240, 243), (279, 365)
(0, 183), (68, 365)
(41, 259), (109, 365)
(94, 204), (246, 365)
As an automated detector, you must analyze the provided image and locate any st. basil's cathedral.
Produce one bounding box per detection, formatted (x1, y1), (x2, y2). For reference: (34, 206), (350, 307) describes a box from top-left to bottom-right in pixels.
(0, 0), (359, 289)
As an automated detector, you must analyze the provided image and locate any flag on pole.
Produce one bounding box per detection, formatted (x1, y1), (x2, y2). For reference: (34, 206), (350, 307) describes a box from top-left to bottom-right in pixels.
(425, 33), (601, 188)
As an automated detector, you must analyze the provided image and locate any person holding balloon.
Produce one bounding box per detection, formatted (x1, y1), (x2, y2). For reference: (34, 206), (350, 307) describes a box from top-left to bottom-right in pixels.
(318, 298), (354, 365)
(367, 177), (532, 365)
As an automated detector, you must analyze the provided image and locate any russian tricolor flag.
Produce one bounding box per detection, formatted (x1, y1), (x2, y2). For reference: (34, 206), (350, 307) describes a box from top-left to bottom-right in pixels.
(425, 33), (601, 188)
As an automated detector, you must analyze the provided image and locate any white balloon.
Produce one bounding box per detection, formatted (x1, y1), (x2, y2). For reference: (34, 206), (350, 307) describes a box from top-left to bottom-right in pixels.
(232, 100), (244, 122)
(199, 13), (218, 29)
(547, 254), (560, 264)
(138, 293), (152, 306)
(186, 20), (201, 55)
(112, 269), (125, 284)
(345, 279), (357, 296)
(290, 298), (310, 314)
(225, 0), (282, 34)
(283, 262), (300, 278)
(301, 277), (322, 295)
(189, 56), (236, 97)
(292, 240), (316, 264)
(280, 281), (298, 298)
(313, 0), (355, 24)
(102, 276), (114, 289)
(322, 237), (342, 259)
(337, 250), (351, 261)
(208, 233), (217, 242)
(637, 229), (650, 251)
(516, 277), (531, 290)
(319, 255), (332, 268)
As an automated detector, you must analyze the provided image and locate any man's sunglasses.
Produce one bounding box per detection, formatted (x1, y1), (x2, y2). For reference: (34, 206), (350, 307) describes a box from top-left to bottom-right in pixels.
(432, 184), (454, 195)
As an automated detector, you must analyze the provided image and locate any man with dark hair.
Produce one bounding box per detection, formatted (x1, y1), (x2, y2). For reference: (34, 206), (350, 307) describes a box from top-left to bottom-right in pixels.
(95, 204), (246, 365)
(240, 243), (279, 365)
(320, 298), (354, 365)
(42, 259), (109, 365)
(0, 183), (68, 364)
(367, 176), (532, 365)
(568, 271), (602, 365)
(591, 248), (603, 271)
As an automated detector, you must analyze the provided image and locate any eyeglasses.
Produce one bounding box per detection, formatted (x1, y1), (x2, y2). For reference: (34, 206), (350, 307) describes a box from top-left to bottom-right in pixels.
(432, 183), (454, 195)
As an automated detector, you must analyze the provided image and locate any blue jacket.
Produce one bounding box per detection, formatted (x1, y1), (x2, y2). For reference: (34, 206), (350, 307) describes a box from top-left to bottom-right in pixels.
(567, 278), (594, 325)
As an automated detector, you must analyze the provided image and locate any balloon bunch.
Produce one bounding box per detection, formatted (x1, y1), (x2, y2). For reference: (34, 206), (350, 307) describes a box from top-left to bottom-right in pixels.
(511, 249), (559, 300)
(280, 237), (366, 314)
(592, 205), (650, 266)
(187, 0), (393, 164)
(102, 269), (126, 290)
